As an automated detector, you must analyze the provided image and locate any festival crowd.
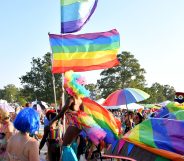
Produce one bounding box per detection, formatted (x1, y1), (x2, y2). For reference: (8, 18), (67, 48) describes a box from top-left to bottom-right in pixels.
(0, 71), (178, 161)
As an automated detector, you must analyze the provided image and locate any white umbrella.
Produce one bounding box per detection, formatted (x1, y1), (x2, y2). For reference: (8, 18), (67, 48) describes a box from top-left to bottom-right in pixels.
(32, 101), (49, 111)
(95, 98), (105, 105)
(0, 103), (15, 112)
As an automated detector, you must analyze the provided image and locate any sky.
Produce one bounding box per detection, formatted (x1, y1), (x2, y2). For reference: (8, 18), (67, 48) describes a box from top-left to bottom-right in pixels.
(0, 0), (183, 92)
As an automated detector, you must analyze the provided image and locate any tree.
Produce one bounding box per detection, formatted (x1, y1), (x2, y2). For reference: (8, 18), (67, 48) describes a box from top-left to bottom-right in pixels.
(163, 85), (175, 101)
(20, 52), (62, 103)
(85, 83), (101, 100)
(0, 89), (5, 99)
(144, 83), (175, 103)
(3, 84), (19, 103)
(97, 51), (147, 98)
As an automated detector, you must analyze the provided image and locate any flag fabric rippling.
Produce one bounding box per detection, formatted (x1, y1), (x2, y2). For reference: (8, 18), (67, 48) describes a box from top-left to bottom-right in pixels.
(82, 97), (122, 144)
(61, 0), (98, 33)
(49, 29), (120, 73)
(123, 102), (184, 160)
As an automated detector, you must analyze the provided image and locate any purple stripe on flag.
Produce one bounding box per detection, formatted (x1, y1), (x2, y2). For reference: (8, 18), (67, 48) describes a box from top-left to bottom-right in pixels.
(164, 119), (184, 154)
(151, 119), (184, 155)
(50, 29), (119, 39)
(61, 0), (98, 33)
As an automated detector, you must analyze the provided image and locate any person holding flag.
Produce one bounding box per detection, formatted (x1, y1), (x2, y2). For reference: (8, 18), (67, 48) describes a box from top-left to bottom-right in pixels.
(47, 70), (106, 161)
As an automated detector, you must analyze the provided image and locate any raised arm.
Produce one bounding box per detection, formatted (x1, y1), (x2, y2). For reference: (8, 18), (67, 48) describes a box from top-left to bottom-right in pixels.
(49, 96), (74, 126)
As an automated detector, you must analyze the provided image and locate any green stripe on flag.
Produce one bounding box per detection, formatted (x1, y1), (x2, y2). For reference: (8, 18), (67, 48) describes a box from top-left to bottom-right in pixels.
(52, 42), (119, 53)
(139, 120), (157, 148)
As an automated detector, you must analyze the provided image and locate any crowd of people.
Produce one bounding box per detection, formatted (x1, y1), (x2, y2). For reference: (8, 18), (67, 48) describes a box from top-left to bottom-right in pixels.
(0, 70), (176, 161)
(0, 99), (156, 161)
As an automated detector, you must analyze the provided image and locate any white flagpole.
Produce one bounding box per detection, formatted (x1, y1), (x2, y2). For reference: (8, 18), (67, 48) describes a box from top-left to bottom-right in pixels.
(52, 73), (57, 109)
(49, 44), (58, 110)
(61, 73), (66, 133)
(60, 1), (66, 134)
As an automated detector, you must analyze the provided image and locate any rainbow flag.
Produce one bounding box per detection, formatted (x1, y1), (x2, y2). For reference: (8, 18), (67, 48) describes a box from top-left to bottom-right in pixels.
(154, 102), (184, 118)
(82, 97), (122, 144)
(61, 0), (98, 33)
(49, 29), (120, 73)
(123, 118), (184, 160)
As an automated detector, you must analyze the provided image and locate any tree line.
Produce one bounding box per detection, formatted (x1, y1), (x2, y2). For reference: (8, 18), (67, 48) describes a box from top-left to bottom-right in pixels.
(0, 52), (175, 105)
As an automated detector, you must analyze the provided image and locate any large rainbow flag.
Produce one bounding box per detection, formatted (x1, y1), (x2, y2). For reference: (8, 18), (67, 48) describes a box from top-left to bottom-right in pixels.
(61, 0), (98, 33)
(123, 102), (184, 161)
(123, 119), (184, 160)
(82, 97), (122, 144)
(49, 29), (120, 73)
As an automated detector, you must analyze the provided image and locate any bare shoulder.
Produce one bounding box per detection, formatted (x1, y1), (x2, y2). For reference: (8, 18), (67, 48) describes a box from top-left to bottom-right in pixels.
(26, 138), (39, 153)
(27, 137), (40, 161)
(28, 137), (39, 146)
(7, 122), (14, 131)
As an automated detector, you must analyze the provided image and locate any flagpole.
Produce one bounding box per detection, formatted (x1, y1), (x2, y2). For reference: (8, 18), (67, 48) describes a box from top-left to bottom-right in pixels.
(48, 32), (58, 110)
(52, 73), (57, 109)
(61, 73), (66, 133)
(60, 3), (66, 134)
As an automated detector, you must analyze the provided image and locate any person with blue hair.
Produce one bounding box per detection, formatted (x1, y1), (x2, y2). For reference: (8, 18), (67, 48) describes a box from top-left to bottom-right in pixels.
(6, 108), (40, 161)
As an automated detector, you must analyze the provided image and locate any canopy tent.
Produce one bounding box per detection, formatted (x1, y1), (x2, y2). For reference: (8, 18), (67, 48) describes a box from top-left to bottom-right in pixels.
(158, 100), (171, 107)
(104, 103), (144, 110)
(31, 101), (49, 114)
(141, 104), (161, 109)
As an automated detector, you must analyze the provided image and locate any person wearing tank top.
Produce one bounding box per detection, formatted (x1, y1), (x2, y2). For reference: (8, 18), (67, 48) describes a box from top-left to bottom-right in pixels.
(0, 108), (14, 161)
(6, 108), (40, 161)
(39, 110), (63, 161)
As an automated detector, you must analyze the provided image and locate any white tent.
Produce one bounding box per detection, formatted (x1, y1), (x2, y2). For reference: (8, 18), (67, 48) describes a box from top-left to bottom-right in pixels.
(158, 100), (171, 107)
(104, 103), (144, 110)
(31, 101), (49, 109)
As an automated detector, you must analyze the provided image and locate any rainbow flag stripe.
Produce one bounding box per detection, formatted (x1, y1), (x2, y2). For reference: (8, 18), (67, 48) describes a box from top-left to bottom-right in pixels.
(123, 118), (184, 160)
(49, 29), (120, 73)
(61, 0), (98, 33)
(155, 102), (184, 118)
(82, 98), (122, 144)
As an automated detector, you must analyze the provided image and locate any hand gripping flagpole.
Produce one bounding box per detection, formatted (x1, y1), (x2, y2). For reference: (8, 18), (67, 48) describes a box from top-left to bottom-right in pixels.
(48, 31), (65, 136)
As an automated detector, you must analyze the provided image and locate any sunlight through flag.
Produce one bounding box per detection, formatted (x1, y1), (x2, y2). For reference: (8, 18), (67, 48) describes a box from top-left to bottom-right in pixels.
(49, 29), (120, 73)
(61, 0), (98, 33)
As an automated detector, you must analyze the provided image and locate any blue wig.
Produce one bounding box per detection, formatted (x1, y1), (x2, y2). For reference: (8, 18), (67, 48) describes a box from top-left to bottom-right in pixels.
(14, 108), (40, 134)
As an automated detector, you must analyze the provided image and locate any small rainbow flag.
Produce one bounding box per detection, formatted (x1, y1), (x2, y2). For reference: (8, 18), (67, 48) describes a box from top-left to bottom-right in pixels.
(49, 29), (120, 73)
(82, 97), (122, 144)
(61, 0), (98, 33)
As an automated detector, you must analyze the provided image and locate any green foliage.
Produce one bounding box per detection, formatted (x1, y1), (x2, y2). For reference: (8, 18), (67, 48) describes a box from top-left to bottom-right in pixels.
(85, 83), (101, 100)
(0, 51), (175, 105)
(16, 96), (27, 106)
(2, 84), (19, 102)
(19, 52), (62, 103)
(143, 83), (175, 103)
(97, 51), (146, 98)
